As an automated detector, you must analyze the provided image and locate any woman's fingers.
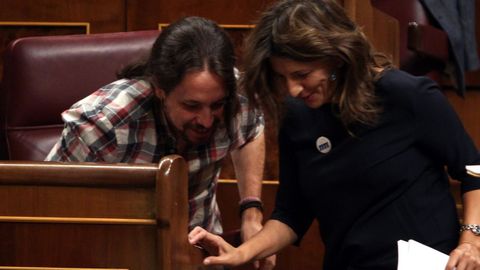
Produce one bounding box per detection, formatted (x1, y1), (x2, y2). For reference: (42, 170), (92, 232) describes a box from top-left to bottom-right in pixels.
(447, 242), (480, 270)
(188, 226), (209, 245)
(189, 226), (235, 257)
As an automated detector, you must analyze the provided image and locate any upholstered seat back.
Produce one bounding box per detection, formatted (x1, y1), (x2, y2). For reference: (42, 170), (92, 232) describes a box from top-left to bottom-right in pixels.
(372, 0), (449, 77)
(0, 30), (159, 160)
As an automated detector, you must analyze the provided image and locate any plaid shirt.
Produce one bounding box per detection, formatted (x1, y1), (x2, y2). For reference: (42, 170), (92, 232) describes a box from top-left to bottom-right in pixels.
(46, 78), (265, 234)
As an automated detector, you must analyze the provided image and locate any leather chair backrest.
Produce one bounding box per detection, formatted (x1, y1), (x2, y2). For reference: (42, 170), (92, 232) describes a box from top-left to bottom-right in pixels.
(371, 0), (448, 77)
(0, 30), (159, 160)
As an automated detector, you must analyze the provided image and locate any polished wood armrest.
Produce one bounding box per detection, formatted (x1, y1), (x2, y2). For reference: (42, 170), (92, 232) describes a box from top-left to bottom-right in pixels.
(407, 22), (449, 62)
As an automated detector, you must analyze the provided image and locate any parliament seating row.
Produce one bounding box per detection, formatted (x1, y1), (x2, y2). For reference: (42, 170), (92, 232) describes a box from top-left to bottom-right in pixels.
(0, 0), (454, 269)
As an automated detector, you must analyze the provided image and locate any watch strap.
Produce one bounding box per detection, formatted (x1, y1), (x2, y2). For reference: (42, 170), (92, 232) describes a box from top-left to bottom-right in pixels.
(460, 224), (480, 235)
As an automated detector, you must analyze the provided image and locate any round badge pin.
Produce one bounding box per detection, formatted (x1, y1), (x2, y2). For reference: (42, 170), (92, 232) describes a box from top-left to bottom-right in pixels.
(316, 136), (332, 154)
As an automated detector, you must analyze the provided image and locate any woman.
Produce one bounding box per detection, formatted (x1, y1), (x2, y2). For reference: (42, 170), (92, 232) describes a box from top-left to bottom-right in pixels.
(189, 0), (480, 269)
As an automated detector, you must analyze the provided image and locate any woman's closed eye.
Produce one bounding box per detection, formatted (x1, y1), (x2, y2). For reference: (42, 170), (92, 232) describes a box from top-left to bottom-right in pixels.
(292, 71), (310, 80)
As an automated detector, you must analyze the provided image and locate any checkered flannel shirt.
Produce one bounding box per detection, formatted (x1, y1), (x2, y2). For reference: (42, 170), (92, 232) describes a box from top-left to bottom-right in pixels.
(46, 78), (265, 234)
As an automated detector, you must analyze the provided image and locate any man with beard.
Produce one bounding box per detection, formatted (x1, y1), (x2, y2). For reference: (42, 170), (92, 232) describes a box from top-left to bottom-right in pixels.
(46, 16), (272, 268)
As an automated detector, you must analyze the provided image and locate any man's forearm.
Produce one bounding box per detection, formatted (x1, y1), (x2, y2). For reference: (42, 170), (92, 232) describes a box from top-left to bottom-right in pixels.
(231, 132), (266, 225)
(231, 132), (265, 201)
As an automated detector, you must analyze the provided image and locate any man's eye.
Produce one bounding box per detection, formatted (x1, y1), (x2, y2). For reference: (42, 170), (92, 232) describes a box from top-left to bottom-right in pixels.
(211, 102), (225, 111)
(183, 103), (200, 110)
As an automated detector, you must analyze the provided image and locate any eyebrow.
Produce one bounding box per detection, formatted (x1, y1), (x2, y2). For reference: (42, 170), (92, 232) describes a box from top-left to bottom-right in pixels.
(183, 97), (227, 105)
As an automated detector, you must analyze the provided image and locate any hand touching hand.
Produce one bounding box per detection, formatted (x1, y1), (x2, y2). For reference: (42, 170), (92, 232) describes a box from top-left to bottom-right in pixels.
(189, 226), (247, 268)
(241, 212), (276, 270)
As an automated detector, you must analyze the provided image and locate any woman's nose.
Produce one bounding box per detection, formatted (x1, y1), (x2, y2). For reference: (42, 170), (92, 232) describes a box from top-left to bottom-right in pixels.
(286, 79), (303, 97)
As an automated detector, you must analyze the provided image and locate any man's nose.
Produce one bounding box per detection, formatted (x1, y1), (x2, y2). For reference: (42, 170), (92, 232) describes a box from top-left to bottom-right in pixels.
(196, 108), (214, 128)
(286, 79), (303, 97)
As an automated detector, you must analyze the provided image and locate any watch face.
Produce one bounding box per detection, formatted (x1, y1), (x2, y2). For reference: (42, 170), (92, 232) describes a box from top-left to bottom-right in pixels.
(473, 227), (480, 235)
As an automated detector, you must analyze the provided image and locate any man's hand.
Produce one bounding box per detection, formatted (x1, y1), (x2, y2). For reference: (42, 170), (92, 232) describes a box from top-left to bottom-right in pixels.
(241, 207), (276, 270)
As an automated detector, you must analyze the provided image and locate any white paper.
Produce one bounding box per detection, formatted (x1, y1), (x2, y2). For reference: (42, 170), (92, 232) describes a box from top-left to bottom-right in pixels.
(397, 239), (449, 270)
(466, 165), (480, 177)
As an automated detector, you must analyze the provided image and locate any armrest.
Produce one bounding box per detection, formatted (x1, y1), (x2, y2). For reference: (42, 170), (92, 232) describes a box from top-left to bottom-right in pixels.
(407, 22), (449, 62)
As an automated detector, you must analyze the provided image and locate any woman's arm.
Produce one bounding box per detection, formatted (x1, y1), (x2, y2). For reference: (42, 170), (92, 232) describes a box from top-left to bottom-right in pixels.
(240, 219), (297, 261)
(446, 189), (480, 270)
(189, 219), (297, 268)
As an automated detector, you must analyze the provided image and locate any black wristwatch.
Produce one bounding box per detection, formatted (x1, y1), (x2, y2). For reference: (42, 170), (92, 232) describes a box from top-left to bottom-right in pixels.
(460, 224), (480, 235)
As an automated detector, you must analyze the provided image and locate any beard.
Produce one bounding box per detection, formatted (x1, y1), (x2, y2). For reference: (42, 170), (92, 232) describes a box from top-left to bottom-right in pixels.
(180, 119), (221, 146)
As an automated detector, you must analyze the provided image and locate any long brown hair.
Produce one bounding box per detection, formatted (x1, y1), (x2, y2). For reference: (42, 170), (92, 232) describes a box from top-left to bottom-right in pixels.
(241, 0), (393, 128)
(119, 16), (239, 135)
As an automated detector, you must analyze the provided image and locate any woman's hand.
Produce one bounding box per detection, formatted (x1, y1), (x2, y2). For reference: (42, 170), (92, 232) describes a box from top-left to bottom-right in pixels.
(188, 226), (247, 267)
(446, 242), (480, 270)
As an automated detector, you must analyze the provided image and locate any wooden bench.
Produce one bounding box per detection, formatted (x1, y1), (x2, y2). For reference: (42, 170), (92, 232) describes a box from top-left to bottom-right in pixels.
(0, 155), (204, 270)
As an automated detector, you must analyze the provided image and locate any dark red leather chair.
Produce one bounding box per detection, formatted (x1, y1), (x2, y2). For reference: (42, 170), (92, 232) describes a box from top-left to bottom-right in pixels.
(371, 0), (449, 81)
(0, 30), (159, 160)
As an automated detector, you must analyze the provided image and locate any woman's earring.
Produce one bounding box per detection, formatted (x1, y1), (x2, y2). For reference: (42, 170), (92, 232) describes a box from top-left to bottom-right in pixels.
(329, 72), (337, 81)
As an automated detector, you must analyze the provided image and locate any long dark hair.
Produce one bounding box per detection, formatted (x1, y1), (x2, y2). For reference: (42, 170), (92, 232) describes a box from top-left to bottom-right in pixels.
(119, 16), (239, 132)
(241, 0), (393, 128)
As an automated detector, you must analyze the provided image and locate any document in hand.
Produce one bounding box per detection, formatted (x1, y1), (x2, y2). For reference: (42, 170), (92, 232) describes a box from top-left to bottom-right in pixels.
(466, 165), (480, 177)
(397, 239), (449, 270)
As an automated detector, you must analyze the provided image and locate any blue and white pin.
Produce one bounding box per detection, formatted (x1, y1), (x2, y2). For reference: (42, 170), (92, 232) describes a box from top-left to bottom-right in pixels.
(316, 136), (332, 154)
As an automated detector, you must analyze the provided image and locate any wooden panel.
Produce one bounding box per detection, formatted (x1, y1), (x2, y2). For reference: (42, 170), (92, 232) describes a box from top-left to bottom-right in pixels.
(126, 0), (275, 31)
(0, 0), (125, 33)
(343, 0), (399, 66)
(0, 185), (153, 219)
(0, 158), (204, 270)
(0, 223), (156, 269)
